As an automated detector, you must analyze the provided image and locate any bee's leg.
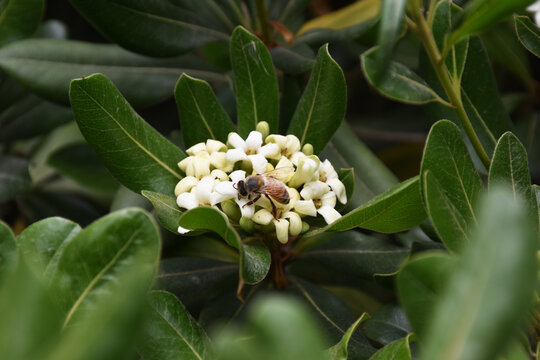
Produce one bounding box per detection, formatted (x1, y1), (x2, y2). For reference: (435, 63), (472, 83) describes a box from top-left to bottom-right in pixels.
(242, 194), (261, 207)
(264, 194), (278, 218)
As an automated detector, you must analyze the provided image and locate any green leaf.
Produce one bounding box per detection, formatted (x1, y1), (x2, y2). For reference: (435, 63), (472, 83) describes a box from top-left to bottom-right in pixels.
(306, 176), (426, 237)
(0, 94), (72, 141)
(420, 120), (483, 253)
(287, 44), (347, 154)
(138, 290), (214, 360)
(48, 143), (119, 192)
(0, 221), (16, 275)
(489, 132), (539, 235)
(328, 313), (370, 360)
(178, 207), (270, 284)
(363, 305), (411, 346)
(419, 187), (538, 360)
(216, 294), (330, 360)
(69, 73), (185, 196)
(0, 155), (31, 203)
(270, 43), (316, 75)
(374, 0), (407, 79)
(396, 253), (457, 340)
(293, 231), (409, 279)
(362, 47), (447, 105)
(175, 74), (236, 147)
(155, 257), (237, 311)
(368, 335), (413, 360)
(68, 0), (231, 57)
(0, 39), (224, 107)
(449, 0), (534, 48)
(515, 15), (540, 58)
(111, 185), (152, 212)
(49, 208), (161, 328)
(141, 190), (183, 234)
(17, 217), (81, 279)
(0, 0), (44, 47)
(230, 26), (279, 136)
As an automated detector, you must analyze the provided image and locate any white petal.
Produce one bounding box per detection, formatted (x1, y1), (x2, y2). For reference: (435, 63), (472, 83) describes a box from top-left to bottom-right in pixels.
(236, 198), (255, 218)
(186, 142), (206, 156)
(300, 181), (329, 200)
(321, 191), (337, 208)
(210, 152), (229, 170)
(258, 143), (280, 158)
(177, 225), (191, 234)
(193, 157), (211, 178)
(328, 178), (347, 204)
(214, 181), (238, 197)
(273, 218), (290, 244)
(245, 131), (263, 150)
(174, 176), (198, 196)
(320, 159), (338, 180)
(195, 175), (215, 204)
(210, 169), (229, 181)
(206, 139), (227, 153)
(536, 12), (540, 26)
(285, 135), (301, 153)
(527, 1), (540, 12)
(266, 134), (287, 147)
(294, 200), (317, 217)
(290, 151), (306, 165)
(252, 209), (273, 225)
(229, 170), (247, 183)
(228, 132), (246, 150)
(177, 157), (193, 172)
(284, 211), (302, 236)
(276, 156), (293, 170)
(317, 206), (341, 224)
(226, 148), (248, 163)
(176, 192), (199, 210)
(210, 191), (232, 205)
(247, 154), (268, 174)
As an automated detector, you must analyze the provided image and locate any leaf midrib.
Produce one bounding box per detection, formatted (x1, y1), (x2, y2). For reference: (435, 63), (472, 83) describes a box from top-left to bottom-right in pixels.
(300, 59), (323, 145)
(185, 80), (216, 139)
(155, 307), (205, 360)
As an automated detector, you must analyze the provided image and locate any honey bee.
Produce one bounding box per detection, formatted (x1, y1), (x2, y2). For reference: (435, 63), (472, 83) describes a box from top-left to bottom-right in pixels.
(235, 167), (294, 218)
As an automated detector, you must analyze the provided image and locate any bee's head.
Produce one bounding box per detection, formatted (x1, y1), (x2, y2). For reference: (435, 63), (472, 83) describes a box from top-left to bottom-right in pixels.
(236, 180), (248, 196)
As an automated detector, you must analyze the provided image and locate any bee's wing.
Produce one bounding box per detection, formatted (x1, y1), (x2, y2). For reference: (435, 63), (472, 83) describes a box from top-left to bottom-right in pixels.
(262, 166), (294, 182)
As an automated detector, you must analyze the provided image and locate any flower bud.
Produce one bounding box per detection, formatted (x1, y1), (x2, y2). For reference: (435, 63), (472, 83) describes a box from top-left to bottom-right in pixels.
(240, 216), (254, 233)
(302, 143), (314, 155)
(221, 199), (241, 222)
(301, 221), (310, 234)
(256, 121), (270, 139)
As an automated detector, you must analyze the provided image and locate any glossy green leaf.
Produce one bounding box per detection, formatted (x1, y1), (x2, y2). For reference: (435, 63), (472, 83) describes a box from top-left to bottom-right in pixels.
(139, 290), (213, 360)
(142, 190), (182, 234)
(0, 155), (31, 203)
(396, 253), (457, 340)
(321, 122), (399, 206)
(178, 207), (270, 284)
(69, 0), (231, 57)
(328, 313), (369, 360)
(48, 143), (119, 192)
(175, 74), (235, 147)
(49, 208), (160, 328)
(111, 185), (152, 212)
(216, 294), (330, 360)
(288, 44), (346, 154)
(515, 15), (540, 58)
(0, 0), (44, 46)
(0, 69), (27, 112)
(170, 236), (239, 263)
(362, 47), (446, 105)
(155, 257), (237, 311)
(0, 221), (16, 274)
(230, 26), (279, 136)
(420, 187), (538, 360)
(449, 0), (534, 47)
(17, 217), (81, 279)
(306, 176), (425, 237)
(0, 94), (72, 141)
(294, 231), (409, 278)
(374, 0), (407, 79)
(363, 305), (411, 346)
(290, 277), (376, 359)
(420, 120), (483, 253)
(270, 43), (316, 75)
(70, 73), (185, 196)
(0, 39), (224, 107)
(368, 335), (412, 360)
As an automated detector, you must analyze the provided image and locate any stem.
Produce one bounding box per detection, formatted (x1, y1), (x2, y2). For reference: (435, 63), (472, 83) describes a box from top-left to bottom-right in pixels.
(254, 0), (271, 44)
(410, 2), (491, 169)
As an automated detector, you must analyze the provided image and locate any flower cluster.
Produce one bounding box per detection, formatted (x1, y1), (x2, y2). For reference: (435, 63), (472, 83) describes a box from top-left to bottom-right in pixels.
(174, 123), (347, 243)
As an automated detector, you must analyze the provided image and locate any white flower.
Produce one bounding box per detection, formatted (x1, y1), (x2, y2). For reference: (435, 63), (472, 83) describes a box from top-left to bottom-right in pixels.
(318, 159), (346, 204)
(265, 134), (301, 159)
(226, 131), (280, 173)
(252, 209), (302, 244)
(212, 170), (255, 218)
(288, 155), (320, 188)
(178, 140), (232, 178)
(299, 181), (341, 224)
(528, 1), (540, 26)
